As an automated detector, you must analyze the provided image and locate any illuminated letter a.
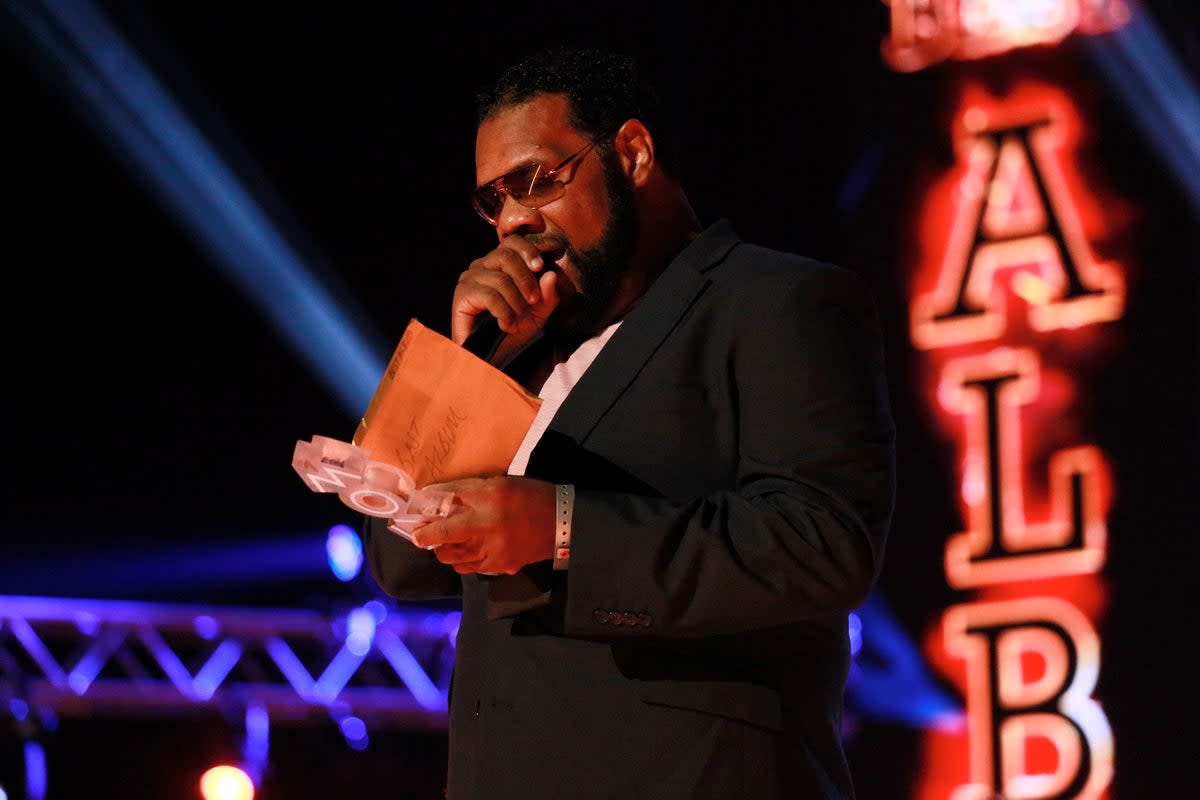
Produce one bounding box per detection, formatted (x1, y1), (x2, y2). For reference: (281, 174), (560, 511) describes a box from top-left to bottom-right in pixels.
(911, 94), (1124, 349)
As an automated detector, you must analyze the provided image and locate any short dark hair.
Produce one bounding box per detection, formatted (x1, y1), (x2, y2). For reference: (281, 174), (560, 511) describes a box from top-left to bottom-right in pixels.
(474, 46), (678, 176)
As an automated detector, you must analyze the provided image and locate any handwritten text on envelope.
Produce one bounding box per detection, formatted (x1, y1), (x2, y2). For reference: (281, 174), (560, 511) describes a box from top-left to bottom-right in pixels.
(352, 318), (542, 487)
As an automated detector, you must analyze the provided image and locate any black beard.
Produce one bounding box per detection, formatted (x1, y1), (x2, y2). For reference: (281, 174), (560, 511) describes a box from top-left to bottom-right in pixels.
(547, 153), (638, 344)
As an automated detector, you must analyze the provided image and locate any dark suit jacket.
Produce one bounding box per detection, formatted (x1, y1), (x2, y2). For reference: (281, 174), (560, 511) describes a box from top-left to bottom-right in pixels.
(364, 219), (896, 799)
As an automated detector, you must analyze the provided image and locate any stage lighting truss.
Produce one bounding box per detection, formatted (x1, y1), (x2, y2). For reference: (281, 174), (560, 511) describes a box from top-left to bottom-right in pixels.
(0, 595), (456, 732)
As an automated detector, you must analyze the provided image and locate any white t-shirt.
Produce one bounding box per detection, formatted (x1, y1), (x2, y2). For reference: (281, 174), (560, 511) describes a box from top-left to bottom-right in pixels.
(507, 320), (623, 476)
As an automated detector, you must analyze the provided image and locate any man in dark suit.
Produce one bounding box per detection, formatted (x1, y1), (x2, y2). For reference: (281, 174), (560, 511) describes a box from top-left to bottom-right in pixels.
(363, 46), (895, 799)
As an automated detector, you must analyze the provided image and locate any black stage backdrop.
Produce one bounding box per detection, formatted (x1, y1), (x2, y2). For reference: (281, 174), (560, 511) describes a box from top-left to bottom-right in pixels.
(3, 2), (1197, 798)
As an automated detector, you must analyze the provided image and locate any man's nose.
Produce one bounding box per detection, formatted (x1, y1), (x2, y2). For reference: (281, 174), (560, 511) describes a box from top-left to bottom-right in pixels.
(495, 196), (544, 237)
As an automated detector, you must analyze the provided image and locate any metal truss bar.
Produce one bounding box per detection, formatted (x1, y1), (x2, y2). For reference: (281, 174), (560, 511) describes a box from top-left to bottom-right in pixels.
(0, 594), (457, 731)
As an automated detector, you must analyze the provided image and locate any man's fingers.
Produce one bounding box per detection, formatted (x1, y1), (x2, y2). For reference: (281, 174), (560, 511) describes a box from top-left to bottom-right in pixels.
(478, 240), (544, 306)
(409, 491), (477, 548)
(421, 478), (470, 497)
(450, 237), (549, 344)
(411, 518), (457, 549)
(435, 542), (483, 565)
(496, 234), (545, 277)
(455, 277), (529, 331)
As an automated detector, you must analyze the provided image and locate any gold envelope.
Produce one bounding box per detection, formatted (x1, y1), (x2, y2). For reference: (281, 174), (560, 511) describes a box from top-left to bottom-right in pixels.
(352, 318), (542, 487)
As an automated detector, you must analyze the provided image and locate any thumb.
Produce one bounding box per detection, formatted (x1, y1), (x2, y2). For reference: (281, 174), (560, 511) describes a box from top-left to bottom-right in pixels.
(418, 477), (481, 500)
(535, 269), (560, 317)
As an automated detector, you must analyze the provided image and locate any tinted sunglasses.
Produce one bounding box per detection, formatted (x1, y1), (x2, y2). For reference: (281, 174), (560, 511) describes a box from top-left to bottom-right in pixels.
(470, 141), (597, 225)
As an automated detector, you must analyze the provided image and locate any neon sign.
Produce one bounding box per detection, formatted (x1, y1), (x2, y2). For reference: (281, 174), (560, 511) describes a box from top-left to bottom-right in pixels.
(937, 348), (1110, 588)
(881, 0), (1132, 72)
(910, 83), (1125, 350)
(942, 597), (1113, 799)
(907, 80), (1122, 799)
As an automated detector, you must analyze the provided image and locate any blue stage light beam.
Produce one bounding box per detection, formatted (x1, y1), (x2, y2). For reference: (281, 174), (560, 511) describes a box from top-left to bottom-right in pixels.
(0, 531), (350, 599)
(1083, 3), (1200, 220)
(4, 0), (389, 417)
(847, 592), (963, 731)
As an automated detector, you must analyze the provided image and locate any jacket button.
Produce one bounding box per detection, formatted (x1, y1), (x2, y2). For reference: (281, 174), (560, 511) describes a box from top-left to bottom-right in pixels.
(593, 609), (611, 624)
(636, 612), (652, 627)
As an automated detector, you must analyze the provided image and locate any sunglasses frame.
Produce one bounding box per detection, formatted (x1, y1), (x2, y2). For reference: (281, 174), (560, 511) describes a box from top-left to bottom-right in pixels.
(470, 141), (598, 225)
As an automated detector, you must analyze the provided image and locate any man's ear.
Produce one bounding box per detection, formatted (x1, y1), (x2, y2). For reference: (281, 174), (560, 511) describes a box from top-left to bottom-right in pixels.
(613, 119), (654, 187)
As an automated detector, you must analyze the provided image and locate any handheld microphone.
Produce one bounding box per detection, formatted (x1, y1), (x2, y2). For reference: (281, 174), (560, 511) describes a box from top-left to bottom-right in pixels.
(462, 314), (505, 360)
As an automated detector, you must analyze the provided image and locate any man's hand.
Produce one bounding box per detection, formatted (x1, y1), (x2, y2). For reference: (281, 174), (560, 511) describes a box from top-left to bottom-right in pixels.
(452, 236), (563, 354)
(410, 476), (557, 574)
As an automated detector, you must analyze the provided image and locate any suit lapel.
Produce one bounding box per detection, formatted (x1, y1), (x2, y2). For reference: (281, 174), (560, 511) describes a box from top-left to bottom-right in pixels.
(547, 219), (741, 444)
(484, 221), (741, 620)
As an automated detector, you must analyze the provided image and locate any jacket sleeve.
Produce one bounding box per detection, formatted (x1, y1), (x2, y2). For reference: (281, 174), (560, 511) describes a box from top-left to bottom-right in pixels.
(361, 514), (462, 600)
(561, 268), (896, 638)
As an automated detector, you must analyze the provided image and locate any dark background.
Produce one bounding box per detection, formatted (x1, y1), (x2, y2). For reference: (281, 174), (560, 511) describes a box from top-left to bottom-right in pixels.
(3, 1), (1198, 798)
